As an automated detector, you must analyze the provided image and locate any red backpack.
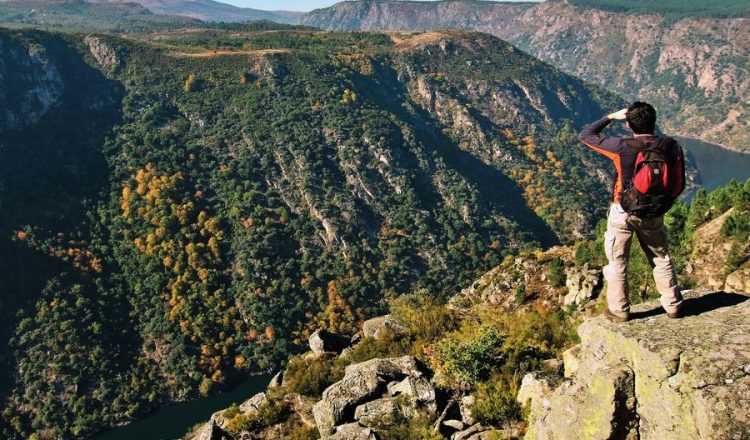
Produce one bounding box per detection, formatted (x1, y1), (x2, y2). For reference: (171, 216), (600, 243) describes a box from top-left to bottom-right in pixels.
(620, 136), (686, 218)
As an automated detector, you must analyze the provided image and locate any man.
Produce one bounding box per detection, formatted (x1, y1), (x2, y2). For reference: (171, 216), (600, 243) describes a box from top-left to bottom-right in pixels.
(578, 102), (682, 322)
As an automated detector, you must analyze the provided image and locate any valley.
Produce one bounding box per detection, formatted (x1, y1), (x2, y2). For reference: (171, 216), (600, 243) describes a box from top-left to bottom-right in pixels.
(0, 1), (748, 439)
(0, 25), (618, 439)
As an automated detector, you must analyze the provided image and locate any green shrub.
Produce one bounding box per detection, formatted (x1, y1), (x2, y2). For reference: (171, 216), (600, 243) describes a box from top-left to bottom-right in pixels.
(222, 403), (241, 419)
(491, 308), (574, 357)
(390, 290), (459, 342)
(282, 354), (344, 397)
(721, 211), (750, 240)
(547, 256), (566, 288)
(286, 423), (321, 440)
(724, 241), (747, 275)
(225, 399), (291, 434)
(341, 333), (414, 365)
(472, 371), (522, 427)
(369, 407), (441, 440)
(433, 325), (505, 387)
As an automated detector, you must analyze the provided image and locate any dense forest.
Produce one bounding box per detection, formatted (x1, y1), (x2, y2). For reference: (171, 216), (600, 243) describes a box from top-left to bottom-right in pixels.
(0, 25), (620, 439)
(565, 0), (750, 18)
(188, 177), (750, 439)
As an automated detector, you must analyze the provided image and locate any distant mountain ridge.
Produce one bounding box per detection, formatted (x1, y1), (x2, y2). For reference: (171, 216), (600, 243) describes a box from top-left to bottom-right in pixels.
(302, 0), (750, 152)
(88, 0), (303, 22)
(0, 0), (303, 23)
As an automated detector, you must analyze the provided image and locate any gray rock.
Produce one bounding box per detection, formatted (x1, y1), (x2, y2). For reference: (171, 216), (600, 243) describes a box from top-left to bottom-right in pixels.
(516, 372), (561, 411)
(239, 391), (267, 414)
(387, 375), (437, 414)
(313, 356), (424, 436)
(725, 264), (750, 294)
(525, 290), (750, 440)
(526, 363), (636, 440)
(459, 394), (476, 426)
(339, 347), (353, 359)
(354, 397), (403, 427)
(451, 423), (491, 440)
(362, 314), (409, 339)
(309, 329), (351, 355)
(443, 419), (465, 431)
(191, 420), (230, 440)
(268, 371), (283, 389)
(563, 263), (602, 308)
(288, 393), (317, 428)
(540, 358), (563, 375)
(328, 422), (377, 440)
(84, 35), (119, 68)
(562, 345), (581, 378)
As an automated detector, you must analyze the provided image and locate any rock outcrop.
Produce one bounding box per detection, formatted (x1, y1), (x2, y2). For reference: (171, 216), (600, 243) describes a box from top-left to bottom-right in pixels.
(362, 315), (409, 339)
(687, 208), (750, 297)
(562, 263), (602, 308)
(448, 248), (573, 311)
(524, 290), (750, 440)
(312, 355), (434, 436)
(309, 329), (351, 355)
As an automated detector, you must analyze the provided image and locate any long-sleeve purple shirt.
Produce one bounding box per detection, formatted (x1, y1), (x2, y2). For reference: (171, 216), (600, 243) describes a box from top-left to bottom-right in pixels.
(578, 116), (659, 203)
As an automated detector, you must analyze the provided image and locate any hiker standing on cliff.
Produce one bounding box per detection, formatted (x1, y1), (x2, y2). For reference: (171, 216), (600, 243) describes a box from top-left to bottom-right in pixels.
(578, 102), (686, 322)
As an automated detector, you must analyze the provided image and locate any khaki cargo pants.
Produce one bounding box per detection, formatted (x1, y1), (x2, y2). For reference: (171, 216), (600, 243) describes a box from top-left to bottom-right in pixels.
(603, 203), (683, 317)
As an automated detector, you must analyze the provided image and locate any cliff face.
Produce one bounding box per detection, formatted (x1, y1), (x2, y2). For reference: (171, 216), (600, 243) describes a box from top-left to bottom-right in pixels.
(524, 290), (750, 440)
(302, 1), (750, 151)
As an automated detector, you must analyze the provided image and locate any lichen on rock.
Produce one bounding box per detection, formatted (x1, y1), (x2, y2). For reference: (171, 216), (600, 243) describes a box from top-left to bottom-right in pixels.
(525, 290), (750, 440)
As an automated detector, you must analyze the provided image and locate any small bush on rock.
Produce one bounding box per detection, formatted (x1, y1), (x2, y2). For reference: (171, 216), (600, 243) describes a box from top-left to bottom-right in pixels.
(472, 371), (522, 426)
(225, 398), (291, 434)
(282, 353), (344, 397)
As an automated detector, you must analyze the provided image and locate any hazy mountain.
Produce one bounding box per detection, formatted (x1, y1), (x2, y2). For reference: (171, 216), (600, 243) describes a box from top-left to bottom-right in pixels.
(302, 0), (750, 152)
(86, 0), (304, 23)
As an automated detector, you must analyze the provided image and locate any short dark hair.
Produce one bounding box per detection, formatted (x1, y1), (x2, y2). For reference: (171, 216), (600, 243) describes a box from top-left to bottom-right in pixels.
(626, 102), (656, 134)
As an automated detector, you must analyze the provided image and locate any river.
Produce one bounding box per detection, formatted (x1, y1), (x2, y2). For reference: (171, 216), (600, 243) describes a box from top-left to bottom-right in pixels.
(90, 374), (271, 440)
(676, 136), (750, 197)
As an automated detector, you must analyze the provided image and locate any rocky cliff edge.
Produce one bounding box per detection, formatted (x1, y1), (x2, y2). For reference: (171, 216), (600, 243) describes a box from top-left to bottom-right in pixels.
(523, 290), (750, 440)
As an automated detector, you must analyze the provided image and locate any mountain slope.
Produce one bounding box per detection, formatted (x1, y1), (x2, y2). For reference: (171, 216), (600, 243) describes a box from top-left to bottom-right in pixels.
(302, 0), (750, 152)
(86, 0), (303, 23)
(0, 27), (618, 438)
(0, 0), (203, 31)
(184, 177), (750, 440)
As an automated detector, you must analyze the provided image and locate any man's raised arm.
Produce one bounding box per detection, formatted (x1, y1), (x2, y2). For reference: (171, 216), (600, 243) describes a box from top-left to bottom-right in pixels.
(578, 108), (628, 155)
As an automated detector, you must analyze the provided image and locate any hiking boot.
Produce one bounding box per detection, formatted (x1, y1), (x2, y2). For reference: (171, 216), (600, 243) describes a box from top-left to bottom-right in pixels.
(603, 308), (630, 323)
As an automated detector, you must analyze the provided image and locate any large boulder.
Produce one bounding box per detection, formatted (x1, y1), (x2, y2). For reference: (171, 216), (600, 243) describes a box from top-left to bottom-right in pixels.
(516, 372), (561, 413)
(354, 397), (405, 427)
(525, 290), (750, 440)
(362, 315), (409, 339)
(239, 391), (267, 414)
(562, 263), (602, 308)
(190, 420), (231, 440)
(725, 263), (750, 294)
(309, 329), (351, 355)
(451, 423), (492, 440)
(313, 356), (425, 436)
(328, 422), (377, 440)
(387, 375), (437, 414)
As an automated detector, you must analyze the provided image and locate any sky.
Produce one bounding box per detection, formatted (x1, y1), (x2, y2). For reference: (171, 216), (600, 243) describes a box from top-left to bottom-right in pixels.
(219, 0), (539, 12)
